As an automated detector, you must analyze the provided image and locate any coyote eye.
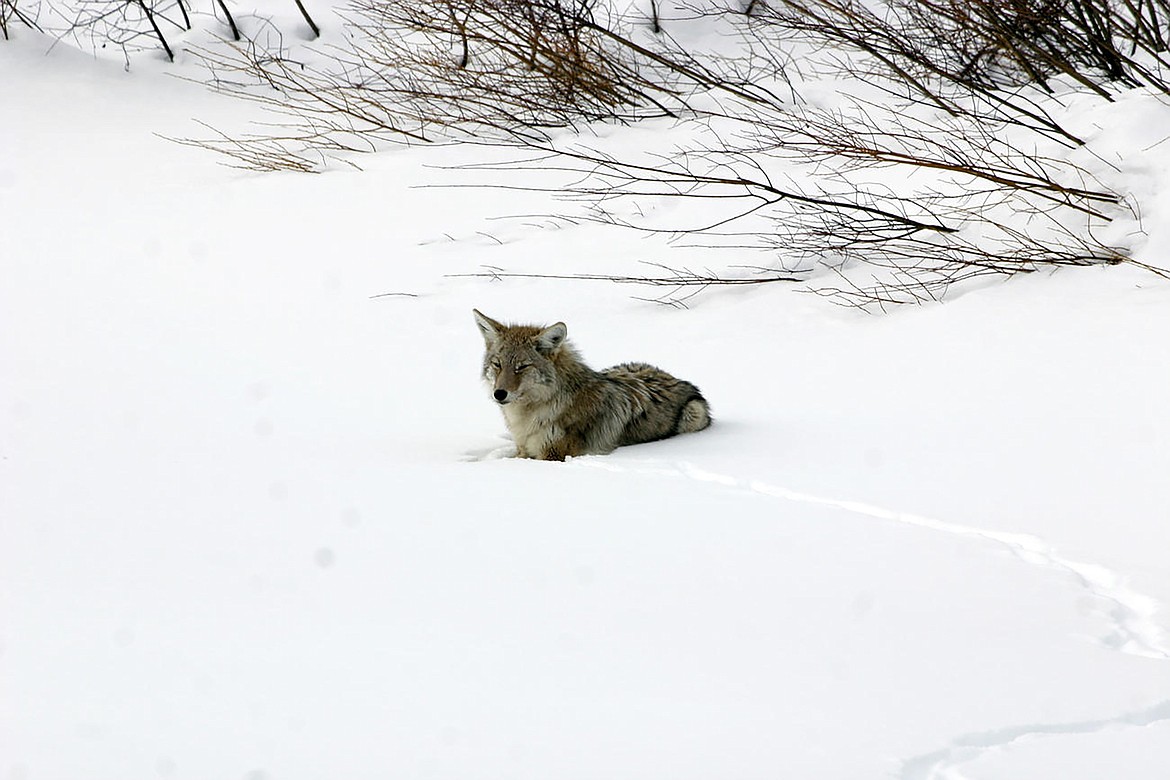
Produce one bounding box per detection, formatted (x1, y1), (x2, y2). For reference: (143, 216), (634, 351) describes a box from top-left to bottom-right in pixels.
(515, 364), (531, 372)
(490, 359), (501, 369)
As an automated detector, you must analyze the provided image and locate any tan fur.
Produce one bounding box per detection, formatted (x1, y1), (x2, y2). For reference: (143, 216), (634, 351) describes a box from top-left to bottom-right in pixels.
(473, 309), (711, 461)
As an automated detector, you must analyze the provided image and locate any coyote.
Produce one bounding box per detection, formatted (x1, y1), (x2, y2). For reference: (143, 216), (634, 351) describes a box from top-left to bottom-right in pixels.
(473, 309), (711, 461)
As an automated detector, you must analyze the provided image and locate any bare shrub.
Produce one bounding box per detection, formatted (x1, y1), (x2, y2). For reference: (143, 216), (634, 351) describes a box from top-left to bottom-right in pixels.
(53, 0), (196, 61)
(892, 0), (1170, 92)
(181, 0), (1169, 306)
(187, 0), (696, 157)
(26, 0), (312, 61)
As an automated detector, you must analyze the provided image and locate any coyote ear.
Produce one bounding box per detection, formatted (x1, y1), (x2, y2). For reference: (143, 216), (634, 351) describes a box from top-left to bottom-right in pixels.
(473, 309), (503, 345)
(537, 322), (567, 354)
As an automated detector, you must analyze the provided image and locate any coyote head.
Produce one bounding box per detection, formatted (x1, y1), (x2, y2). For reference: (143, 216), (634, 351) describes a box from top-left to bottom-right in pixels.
(473, 309), (567, 405)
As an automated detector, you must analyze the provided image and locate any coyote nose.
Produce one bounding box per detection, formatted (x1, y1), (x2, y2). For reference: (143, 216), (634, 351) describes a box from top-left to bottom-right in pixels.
(494, 389), (509, 403)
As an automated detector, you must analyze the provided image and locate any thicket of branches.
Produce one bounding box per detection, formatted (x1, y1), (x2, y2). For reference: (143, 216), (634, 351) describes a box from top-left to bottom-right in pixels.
(179, 0), (1170, 305)
(60, 0), (197, 60)
(5, 0), (316, 62)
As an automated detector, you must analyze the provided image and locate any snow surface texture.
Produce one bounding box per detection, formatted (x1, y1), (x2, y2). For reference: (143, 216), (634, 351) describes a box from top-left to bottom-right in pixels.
(3, 9), (1170, 780)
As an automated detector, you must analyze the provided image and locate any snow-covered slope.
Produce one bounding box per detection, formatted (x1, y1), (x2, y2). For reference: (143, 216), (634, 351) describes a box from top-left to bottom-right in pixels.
(2, 23), (1170, 780)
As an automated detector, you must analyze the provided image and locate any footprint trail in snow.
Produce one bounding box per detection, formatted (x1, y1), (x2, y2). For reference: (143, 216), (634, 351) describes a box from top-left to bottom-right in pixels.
(577, 455), (1170, 778)
(577, 456), (1170, 661)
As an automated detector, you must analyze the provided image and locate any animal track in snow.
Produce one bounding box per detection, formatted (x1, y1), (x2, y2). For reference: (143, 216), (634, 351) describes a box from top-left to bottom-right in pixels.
(578, 456), (1170, 778)
(897, 698), (1170, 780)
(578, 457), (1170, 662)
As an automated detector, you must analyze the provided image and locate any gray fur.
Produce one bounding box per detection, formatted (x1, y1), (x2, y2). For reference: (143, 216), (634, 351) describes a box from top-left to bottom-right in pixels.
(473, 309), (711, 461)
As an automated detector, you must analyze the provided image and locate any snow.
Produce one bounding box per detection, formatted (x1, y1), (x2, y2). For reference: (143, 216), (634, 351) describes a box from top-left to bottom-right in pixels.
(3, 12), (1170, 780)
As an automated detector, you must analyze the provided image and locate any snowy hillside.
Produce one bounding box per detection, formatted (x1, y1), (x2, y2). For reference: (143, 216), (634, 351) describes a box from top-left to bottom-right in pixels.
(3, 4), (1170, 779)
